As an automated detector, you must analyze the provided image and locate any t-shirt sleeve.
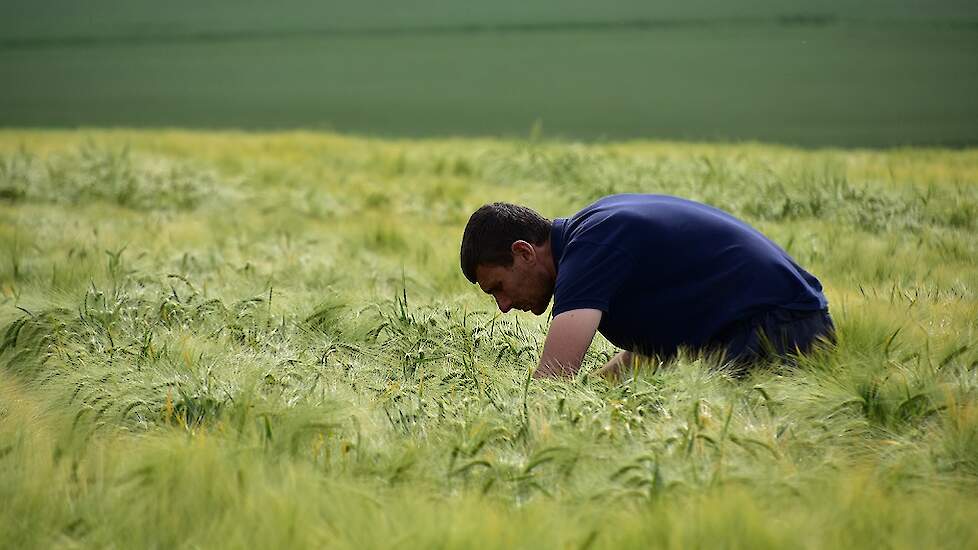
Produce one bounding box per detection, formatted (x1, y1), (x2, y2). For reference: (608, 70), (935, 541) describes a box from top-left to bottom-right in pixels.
(552, 241), (634, 316)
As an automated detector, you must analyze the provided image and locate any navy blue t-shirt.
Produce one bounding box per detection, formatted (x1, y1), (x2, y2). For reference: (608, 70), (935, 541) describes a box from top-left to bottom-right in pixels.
(550, 194), (828, 357)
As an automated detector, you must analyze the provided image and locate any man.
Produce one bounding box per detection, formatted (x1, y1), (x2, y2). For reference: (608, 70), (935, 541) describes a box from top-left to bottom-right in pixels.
(459, 194), (834, 379)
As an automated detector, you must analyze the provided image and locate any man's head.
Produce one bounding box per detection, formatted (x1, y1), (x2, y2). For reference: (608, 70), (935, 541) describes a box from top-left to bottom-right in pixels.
(460, 203), (556, 315)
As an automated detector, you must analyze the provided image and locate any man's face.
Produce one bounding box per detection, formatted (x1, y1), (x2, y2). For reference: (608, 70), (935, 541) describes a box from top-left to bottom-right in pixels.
(475, 257), (554, 316)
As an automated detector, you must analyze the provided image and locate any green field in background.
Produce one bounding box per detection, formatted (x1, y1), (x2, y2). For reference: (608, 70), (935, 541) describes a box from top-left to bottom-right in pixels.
(2, 1), (976, 147)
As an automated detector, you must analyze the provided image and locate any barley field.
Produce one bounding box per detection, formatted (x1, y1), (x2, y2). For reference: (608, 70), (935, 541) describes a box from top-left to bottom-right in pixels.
(1, 130), (977, 548)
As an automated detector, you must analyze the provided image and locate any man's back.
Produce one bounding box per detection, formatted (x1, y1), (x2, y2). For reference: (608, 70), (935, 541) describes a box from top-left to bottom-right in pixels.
(550, 194), (828, 357)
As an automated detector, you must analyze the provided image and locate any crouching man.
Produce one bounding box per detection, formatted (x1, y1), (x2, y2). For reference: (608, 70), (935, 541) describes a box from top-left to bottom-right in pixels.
(459, 194), (835, 379)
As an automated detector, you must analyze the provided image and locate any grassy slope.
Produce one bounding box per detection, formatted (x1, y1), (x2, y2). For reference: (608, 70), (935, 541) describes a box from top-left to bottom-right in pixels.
(5, 1), (977, 39)
(1, 130), (977, 548)
(2, 2), (977, 146)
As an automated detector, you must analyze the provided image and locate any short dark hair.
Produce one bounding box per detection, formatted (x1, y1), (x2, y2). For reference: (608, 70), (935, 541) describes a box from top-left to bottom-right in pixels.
(460, 202), (552, 283)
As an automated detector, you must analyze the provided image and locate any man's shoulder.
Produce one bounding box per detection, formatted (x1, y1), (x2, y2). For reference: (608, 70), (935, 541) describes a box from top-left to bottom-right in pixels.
(571, 194), (694, 226)
(565, 194), (675, 244)
(577, 193), (691, 211)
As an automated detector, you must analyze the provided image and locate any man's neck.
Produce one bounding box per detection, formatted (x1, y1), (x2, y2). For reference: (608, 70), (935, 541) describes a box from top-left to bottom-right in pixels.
(535, 239), (557, 280)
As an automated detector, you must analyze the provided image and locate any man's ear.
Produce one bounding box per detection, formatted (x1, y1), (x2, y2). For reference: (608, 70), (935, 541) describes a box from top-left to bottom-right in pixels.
(511, 240), (535, 262)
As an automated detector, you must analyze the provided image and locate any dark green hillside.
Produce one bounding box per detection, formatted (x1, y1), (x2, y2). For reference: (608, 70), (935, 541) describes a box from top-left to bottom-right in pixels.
(1, 1), (976, 145)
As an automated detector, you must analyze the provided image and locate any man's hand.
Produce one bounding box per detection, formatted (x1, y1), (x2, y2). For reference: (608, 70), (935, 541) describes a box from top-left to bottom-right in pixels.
(591, 350), (633, 381)
(534, 309), (602, 378)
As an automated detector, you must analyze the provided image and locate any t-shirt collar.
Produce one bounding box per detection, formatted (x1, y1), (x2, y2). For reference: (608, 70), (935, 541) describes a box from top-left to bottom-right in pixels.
(550, 218), (568, 267)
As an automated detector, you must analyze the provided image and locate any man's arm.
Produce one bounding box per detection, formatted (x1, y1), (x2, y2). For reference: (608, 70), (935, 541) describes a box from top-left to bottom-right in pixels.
(533, 309), (602, 378)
